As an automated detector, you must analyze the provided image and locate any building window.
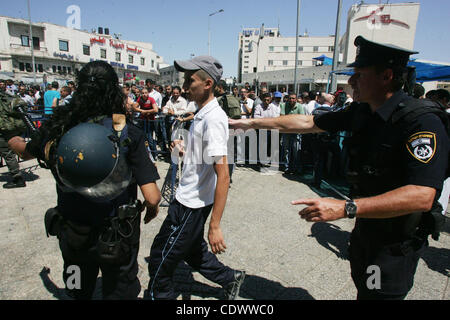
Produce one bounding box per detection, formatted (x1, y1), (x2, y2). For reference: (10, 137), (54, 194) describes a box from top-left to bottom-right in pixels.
(59, 40), (69, 52)
(328, 46), (334, 52)
(284, 46), (289, 52)
(63, 66), (67, 74)
(21, 35), (29, 47)
(25, 63), (32, 72)
(52, 65), (56, 73)
(128, 55), (134, 64)
(38, 64), (43, 72)
(283, 60), (288, 66)
(83, 45), (90, 56)
(19, 62), (25, 71)
(115, 52), (121, 61)
(298, 46), (303, 52)
(68, 67), (71, 74)
(313, 46), (319, 52)
(268, 60), (273, 66)
(269, 46), (274, 52)
(297, 60), (302, 66)
(151, 60), (154, 68)
(100, 48), (107, 59)
(57, 66), (62, 72)
(140, 57), (145, 65)
(32, 37), (40, 50)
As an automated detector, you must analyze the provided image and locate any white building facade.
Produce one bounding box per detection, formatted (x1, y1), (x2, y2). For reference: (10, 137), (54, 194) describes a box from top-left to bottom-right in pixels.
(239, 2), (422, 93)
(0, 16), (165, 85)
(238, 27), (335, 83)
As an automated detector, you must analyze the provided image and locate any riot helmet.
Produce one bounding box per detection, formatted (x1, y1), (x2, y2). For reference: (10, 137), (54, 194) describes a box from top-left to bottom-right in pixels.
(55, 122), (132, 201)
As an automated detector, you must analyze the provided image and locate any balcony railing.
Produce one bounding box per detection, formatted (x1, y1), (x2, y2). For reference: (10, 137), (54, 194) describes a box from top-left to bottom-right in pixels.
(9, 43), (48, 55)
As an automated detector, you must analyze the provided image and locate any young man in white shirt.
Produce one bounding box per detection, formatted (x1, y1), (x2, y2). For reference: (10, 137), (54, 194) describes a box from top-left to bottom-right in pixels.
(146, 56), (245, 300)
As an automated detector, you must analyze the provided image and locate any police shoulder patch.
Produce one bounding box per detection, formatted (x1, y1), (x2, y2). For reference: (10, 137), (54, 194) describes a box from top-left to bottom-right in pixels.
(406, 131), (436, 163)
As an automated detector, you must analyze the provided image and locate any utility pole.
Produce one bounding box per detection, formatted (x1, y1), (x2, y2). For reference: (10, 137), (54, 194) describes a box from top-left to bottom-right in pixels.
(293, 0), (301, 95)
(27, 0), (36, 84)
(330, 0), (343, 93)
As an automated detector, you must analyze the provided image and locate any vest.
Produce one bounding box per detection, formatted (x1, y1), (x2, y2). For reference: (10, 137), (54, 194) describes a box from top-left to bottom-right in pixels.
(347, 97), (449, 242)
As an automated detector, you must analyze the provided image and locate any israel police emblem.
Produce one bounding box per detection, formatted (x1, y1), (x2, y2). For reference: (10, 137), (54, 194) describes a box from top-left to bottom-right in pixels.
(406, 131), (436, 163)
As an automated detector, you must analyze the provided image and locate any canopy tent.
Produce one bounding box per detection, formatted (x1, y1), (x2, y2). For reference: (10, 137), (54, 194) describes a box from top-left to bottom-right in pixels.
(313, 55), (333, 66)
(331, 60), (450, 82)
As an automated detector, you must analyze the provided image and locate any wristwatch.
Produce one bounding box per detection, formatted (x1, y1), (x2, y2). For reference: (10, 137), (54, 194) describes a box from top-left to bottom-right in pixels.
(345, 200), (357, 219)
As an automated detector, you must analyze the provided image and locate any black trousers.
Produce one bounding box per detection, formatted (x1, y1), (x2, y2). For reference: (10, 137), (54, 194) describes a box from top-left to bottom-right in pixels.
(348, 231), (426, 300)
(58, 214), (141, 300)
(147, 200), (235, 300)
(0, 130), (22, 179)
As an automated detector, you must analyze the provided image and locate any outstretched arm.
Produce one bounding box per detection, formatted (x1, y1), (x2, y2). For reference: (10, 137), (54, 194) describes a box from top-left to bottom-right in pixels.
(292, 185), (436, 222)
(229, 114), (325, 134)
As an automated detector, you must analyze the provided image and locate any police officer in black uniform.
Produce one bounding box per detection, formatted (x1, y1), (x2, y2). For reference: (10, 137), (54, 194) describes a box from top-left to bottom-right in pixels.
(229, 36), (449, 300)
(9, 61), (161, 299)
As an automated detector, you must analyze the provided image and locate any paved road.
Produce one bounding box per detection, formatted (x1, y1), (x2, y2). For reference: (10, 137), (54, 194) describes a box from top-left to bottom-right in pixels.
(0, 159), (449, 300)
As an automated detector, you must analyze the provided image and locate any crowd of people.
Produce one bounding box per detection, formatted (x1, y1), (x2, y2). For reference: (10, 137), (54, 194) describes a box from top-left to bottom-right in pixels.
(1, 76), (449, 190)
(1, 35), (449, 301)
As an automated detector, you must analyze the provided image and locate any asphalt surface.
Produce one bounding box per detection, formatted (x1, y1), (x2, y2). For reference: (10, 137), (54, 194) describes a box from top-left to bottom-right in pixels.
(0, 159), (449, 300)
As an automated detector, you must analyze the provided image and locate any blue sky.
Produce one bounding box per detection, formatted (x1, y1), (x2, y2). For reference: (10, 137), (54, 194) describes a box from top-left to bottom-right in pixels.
(2, 0), (450, 78)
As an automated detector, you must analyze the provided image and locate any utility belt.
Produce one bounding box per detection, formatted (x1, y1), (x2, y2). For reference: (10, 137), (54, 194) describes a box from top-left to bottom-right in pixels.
(44, 199), (143, 264)
(349, 171), (445, 242)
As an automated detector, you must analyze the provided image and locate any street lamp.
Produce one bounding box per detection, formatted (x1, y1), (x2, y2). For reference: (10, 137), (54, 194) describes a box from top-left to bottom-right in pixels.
(208, 9), (224, 55)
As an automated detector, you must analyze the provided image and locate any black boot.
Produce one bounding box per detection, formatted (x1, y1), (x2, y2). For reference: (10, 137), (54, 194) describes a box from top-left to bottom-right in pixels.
(3, 176), (26, 189)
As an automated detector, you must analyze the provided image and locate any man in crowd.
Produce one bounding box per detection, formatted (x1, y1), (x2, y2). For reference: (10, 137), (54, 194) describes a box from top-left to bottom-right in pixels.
(147, 56), (245, 300)
(162, 85), (172, 108)
(216, 80), (241, 184)
(230, 36), (449, 300)
(44, 81), (60, 116)
(0, 88), (27, 188)
(134, 88), (159, 158)
(52, 86), (72, 107)
(239, 87), (254, 119)
(18, 85), (34, 107)
(280, 93), (306, 174)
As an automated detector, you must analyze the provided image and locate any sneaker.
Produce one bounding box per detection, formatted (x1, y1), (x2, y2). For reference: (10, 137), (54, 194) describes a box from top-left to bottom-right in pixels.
(223, 270), (246, 300)
(3, 177), (26, 189)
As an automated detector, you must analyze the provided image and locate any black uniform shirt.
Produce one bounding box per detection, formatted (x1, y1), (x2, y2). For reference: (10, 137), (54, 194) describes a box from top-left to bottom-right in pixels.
(313, 91), (449, 242)
(314, 91), (448, 191)
(26, 120), (160, 226)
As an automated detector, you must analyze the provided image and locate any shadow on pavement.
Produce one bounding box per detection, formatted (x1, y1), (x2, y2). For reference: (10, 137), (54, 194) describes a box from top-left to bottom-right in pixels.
(0, 170), (40, 182)
(172, 262), (315, 300)
(308, 222), (350, 260)
(39, 266), (102, 300)
(421, 246), (450, 277)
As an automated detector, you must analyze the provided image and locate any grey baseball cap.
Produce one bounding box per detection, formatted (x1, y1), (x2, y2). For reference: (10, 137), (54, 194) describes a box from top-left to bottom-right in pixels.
(174, 55), (223, 84)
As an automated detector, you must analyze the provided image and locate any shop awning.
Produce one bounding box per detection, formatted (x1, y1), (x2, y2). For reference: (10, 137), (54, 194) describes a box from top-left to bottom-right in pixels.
(331, 60), (450, 82)
(313, 55), (333, 66)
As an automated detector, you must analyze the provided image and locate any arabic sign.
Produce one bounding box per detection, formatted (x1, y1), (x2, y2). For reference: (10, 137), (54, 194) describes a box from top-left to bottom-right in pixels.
(354, 5), (410, 30)
(54, 52), (74, 60)
(90, 36), (106, 44)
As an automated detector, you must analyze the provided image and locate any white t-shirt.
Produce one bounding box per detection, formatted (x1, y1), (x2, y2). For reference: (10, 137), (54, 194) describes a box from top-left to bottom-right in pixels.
(176, 98), (229, 209)
(149, 89), (162, 109)
(305, 100), (318, 115)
